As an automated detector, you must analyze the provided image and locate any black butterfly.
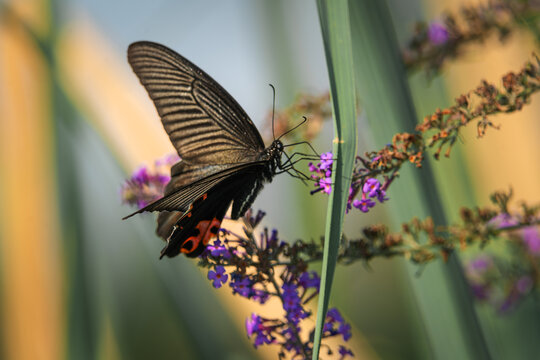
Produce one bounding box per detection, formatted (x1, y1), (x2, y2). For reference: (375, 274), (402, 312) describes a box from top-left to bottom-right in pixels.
(123, 41), (300, 258)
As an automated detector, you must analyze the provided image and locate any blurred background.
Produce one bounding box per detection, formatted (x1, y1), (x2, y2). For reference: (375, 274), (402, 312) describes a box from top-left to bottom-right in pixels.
(1, 0), (539, 359)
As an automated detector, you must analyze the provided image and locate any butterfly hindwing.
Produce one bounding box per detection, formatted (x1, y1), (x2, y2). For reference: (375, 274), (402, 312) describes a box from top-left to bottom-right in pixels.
(160, 194), (229, 258)
(127, 41), (265, 164)
(159, 172), (260, 258)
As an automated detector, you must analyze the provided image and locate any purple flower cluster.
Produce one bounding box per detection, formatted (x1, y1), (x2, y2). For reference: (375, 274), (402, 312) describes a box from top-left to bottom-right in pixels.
(488, 213), (540, 256)
(245, 313), (275, 348)
(324, 308), (352, 342)
(464, 214), (540, 312)
(281, 282), (309, 326)
(242, 270), (352, 357)
(351, 178), (389, 213)
(120, 153), (179, 208)
(299, 271), (320, 292)
(197, 225), (353, 358)
(465, 251), (537, 313)
(309, 152), (333, 194)
(227, 272), (270, 304)
(309, 152), (389, 213)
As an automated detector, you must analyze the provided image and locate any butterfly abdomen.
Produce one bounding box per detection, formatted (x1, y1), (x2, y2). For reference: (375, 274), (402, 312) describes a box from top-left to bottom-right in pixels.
(231, 176), (265, 219)
(231, 140), (283, 218)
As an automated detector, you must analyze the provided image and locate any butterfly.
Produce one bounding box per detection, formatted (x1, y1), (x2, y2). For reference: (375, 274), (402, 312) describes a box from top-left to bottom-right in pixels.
(123, 41), (301, 258)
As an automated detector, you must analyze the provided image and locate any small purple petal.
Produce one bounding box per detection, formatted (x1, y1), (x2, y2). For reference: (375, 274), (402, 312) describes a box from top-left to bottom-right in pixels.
(245, 313), (260, 337)
(362, 178), (381, 197)
(523, 226), (540, 255)
(339, 345), (354, 358)
(516, 276), (533, 294)
(428, 22), (449, 45)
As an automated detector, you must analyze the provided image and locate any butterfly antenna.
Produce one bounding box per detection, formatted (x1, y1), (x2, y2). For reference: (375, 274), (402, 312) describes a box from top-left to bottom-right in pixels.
(269, 84), (276, 141)
(277, 116), (308, 141)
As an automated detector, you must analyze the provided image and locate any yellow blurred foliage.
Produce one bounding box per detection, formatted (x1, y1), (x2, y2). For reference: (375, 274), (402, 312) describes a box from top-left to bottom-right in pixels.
(0, 11), (63, 360)
(425, 0), (540, 204)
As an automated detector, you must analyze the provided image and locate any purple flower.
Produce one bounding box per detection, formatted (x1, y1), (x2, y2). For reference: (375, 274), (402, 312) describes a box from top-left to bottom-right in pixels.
(319, 152), (334, 171)
(120, 154), (177, 209)
(339, 346), (354, 359)
(281, 282), (308, 325)
(324, 309), (341, 333)
(324, 308), (352, 342)
(363, 178), (381, 197)
(245, 313), (260, 337)
(287, 306), (308, 326)
(254, 333), (274, 347)
(376, 189), (389, 203)
(428, 22), (449, 45)
(252, 289), (270, 304)
(319, 177), (332, 194)
(281, 327), (302, 353)
(207, 266), (228, 288)
(338, 322), (352, 341)
(309, 152), (335, 195)
(230, 276), (252, 297)
(469, 255), (493, 273)
(299, 271), (320, 291)
(132, 166), (150, 183)
(352, 198), (376, 213)
(282, 283), (298, 297)
(282, 283), (301, 312)
(326, 308), (344, 323)
(488, 213), (519, 228)
(245, 313), (274, 348)
(323, 321), (334, 332)
(208, 239), (230, 258)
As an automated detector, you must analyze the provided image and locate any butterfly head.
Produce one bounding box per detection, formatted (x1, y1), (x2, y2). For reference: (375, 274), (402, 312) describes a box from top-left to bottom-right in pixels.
(268, 139), (284, 159)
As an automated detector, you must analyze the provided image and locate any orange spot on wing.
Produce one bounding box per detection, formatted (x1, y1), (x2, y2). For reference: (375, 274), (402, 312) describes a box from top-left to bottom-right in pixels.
(180, 218), (222, 254)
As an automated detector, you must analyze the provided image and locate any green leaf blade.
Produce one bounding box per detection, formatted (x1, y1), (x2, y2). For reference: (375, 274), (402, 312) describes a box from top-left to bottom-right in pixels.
(313, 1), (357, 358)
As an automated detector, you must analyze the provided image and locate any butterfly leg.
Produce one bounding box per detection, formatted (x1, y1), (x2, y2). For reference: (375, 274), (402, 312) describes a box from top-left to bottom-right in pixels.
(278, 152), (313, 182)
(281, 154), (321, 168)
(283, 140), (320, 157)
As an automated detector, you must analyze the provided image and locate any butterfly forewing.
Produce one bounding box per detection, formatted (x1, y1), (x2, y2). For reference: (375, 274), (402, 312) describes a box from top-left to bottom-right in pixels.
(127, 41), (265, 164)
(122, 161), (267, 219)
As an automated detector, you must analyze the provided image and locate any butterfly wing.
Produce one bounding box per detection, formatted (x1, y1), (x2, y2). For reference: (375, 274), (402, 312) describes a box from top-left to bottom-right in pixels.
(159, 170), (263, 258)
(127, 41), (265, 164)
(122, 161), (266, 219)
(126, 41), (273, 258)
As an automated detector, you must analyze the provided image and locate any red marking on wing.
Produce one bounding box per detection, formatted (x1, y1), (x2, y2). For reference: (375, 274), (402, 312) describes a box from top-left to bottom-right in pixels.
(180, 217), (222, 254)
